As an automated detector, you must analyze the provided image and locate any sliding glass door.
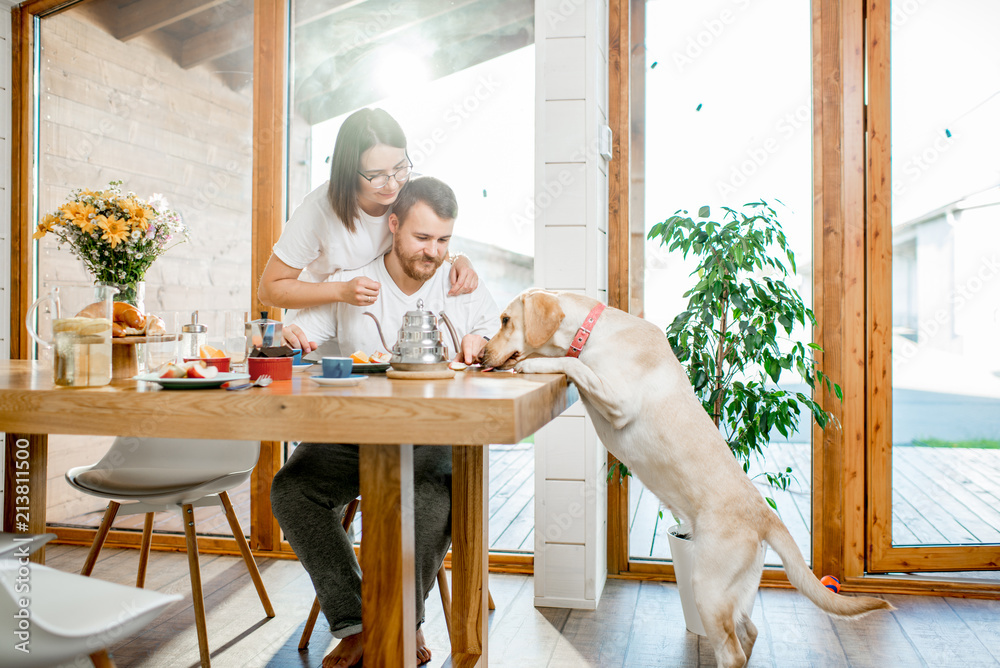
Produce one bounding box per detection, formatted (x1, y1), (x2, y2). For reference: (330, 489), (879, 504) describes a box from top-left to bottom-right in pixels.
(867, 0), (1000, 574)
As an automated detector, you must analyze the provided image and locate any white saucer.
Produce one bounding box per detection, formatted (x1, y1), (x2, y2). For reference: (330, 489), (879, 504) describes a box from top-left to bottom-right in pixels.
(292, 363), (315, 372)
(309, 374), (368, 387)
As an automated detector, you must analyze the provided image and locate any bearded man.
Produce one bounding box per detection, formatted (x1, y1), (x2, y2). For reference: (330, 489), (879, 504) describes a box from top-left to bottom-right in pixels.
(272, 176), (500, 668)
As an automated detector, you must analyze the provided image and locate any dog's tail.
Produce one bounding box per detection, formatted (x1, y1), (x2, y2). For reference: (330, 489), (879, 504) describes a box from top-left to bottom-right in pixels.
(763, 513), (893, 617)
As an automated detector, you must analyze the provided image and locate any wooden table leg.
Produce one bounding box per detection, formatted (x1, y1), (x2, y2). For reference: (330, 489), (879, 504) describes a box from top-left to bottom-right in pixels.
(359, 444), (416, 668)
(3, 433), (48, 564)
(451, 445), (489, 667)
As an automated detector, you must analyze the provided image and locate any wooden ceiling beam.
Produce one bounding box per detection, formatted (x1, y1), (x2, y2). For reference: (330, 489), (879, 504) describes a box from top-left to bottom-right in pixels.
(114, 0), (230, 41)
(180, 12), (253, 68)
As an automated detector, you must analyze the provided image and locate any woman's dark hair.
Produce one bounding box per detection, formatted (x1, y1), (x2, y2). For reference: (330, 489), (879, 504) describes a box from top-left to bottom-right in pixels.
(392, 177), (458, 227)
(327, 108), (407, 233)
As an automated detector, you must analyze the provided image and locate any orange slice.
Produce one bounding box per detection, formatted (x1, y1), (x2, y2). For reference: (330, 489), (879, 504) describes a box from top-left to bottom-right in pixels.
(350, 350), (370, 364)
(199, 344), (226, 358)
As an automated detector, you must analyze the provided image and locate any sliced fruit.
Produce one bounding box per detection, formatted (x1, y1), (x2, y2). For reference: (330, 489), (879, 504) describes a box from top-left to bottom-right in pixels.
(186, 363), (219, 379)
(370, 351), (392, 364)
(350, 350), (371, 364)
(199, 344), (226, 358)
(159, 363), (187, 379)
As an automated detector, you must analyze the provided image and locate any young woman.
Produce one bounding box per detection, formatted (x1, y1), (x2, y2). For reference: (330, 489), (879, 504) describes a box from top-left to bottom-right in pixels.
(258, 108), (478, 331)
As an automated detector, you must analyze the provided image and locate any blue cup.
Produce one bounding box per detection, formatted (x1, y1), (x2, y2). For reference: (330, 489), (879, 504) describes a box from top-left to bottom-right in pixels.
(291, 348), (302, 365)
(321, 357), (353, 378)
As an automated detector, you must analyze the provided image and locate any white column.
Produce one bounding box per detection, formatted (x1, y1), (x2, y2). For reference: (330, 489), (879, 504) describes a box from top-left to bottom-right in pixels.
(532, 0), (610, 610)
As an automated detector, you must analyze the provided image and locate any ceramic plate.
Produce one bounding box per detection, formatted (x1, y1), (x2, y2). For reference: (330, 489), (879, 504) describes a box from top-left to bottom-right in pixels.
(352, 363), (390, 374)
(310, 374), (368, 387)
(292, 363), (315, 373)
(133, 372), (249, 390)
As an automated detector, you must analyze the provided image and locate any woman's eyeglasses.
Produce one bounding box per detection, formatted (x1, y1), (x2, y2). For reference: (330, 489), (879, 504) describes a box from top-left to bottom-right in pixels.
(358, 161), (413, 189)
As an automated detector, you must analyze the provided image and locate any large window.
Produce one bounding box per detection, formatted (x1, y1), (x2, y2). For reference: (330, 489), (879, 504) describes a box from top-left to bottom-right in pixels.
(886, 0), (1000, 549)
(284, 0), (536, 553)
(630, 0), (814, 566)
(32, 0), (254, 536)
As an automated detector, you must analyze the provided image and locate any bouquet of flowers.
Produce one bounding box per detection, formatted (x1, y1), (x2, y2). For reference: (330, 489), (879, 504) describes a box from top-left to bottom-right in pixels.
(32, 181), (189, 304)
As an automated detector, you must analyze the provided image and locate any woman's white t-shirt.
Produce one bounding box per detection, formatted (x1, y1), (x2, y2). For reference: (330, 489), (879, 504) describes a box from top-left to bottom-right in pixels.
(272, 181), (392, 283)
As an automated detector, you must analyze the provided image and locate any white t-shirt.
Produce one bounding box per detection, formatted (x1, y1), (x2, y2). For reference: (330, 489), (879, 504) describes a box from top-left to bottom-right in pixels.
(291, 254), (501, 357)
(272, 181), (392, 283)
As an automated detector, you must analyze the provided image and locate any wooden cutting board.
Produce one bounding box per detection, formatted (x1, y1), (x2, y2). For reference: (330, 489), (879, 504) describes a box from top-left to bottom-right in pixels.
(386, 368), (456, 380)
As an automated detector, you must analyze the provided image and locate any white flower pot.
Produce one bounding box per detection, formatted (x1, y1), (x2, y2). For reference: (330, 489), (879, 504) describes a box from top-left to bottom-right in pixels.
(667, 524), (706, 636)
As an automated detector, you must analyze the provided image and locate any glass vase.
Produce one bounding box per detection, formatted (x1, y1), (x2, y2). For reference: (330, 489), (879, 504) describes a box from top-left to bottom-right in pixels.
(101, 280), (145, 312)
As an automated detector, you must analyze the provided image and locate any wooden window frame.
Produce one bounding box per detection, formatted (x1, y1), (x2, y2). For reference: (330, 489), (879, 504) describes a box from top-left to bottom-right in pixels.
(605, 0), (1000, 597)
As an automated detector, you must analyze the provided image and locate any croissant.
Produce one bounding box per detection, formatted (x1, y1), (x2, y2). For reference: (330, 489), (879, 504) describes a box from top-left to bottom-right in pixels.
(75, 301), (148, 337)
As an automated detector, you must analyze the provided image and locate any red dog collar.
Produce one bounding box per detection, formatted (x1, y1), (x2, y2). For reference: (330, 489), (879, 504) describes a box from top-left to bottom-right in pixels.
(567, 303), (606, 358)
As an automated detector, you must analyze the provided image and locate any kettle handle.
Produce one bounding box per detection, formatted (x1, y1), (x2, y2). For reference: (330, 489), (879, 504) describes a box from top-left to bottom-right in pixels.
(25, 287), (60, 351)
(363, 312), (393, 353)
(439, 312), (461, 357)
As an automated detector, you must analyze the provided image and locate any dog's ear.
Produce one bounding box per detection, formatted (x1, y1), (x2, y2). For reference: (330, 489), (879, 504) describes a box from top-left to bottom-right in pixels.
(523, 291), (565, 348)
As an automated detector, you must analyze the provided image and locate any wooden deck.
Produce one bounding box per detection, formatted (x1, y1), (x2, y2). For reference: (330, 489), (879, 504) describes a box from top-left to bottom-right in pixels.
(44, 543), (1000, 667)
(57, 443), (1000, 570)
(629, 442), (1000, 566)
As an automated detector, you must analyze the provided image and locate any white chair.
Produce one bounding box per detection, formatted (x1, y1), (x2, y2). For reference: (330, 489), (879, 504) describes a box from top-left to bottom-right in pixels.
(66, 437), (275, 668)
(0, 532), (180, 667)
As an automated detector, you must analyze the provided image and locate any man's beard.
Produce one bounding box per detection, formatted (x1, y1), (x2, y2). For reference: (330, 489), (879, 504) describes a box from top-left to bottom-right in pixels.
(394, 239), (445, 282)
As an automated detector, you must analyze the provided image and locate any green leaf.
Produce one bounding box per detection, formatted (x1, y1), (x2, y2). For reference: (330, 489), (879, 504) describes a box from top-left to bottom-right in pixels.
(766, 497), (777, 510)
(698, 205), (711, 218)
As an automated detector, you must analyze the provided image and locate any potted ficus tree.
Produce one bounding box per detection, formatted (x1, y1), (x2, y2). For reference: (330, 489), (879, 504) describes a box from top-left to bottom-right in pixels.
(638, 200), (841, 634)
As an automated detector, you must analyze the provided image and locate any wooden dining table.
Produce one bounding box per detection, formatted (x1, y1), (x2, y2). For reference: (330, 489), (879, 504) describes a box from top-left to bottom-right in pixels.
(0, 360), (577, 668)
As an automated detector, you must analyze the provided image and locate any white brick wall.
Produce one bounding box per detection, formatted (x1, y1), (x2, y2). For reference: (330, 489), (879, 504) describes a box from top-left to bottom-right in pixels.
(533, 0), (610, 610)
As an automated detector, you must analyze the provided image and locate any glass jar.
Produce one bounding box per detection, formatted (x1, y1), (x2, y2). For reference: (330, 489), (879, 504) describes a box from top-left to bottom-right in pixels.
(181, 310), (207, 359)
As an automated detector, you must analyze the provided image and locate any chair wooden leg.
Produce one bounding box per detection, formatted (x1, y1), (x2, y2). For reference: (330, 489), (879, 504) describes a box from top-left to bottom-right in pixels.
(437, 564), (452, 638)
(182, 504), (212, 668)
(299, 596), (323, 650)
(81, 502), (120, 576)
(219, 491), (275, 617)
(488, 590), (495, 611)
(136, 512), (155, 588)
(89, 648), (116, 667)
(297, 497), (362, 649)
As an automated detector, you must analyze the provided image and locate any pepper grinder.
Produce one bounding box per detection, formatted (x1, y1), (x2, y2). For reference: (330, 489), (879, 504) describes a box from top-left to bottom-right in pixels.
(181, 310), (207, 358)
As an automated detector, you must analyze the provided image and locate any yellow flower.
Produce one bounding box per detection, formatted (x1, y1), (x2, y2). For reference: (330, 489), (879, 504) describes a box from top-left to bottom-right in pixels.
(31, 213), (60, 240)
(60, 201), (99, 233)
(123, 198), (152, 231)
(96, 214), (129, 248)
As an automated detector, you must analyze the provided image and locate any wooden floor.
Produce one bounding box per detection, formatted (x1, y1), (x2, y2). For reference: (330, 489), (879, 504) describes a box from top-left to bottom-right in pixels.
(46, 544), (1000, 668)
(57, 442), (1000, 572)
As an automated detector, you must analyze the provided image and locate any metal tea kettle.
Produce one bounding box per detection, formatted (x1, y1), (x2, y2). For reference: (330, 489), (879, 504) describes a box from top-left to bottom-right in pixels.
(364, 300), (461, 371)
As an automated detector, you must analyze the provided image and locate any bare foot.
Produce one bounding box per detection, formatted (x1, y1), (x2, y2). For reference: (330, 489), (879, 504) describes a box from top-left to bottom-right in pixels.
(321, 628), (432, 666)
(322, 632), (363, 668)
(416, 627), (432, 665)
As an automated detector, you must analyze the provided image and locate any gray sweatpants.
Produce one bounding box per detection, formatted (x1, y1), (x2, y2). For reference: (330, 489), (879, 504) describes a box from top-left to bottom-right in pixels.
(270, 442), (452, 638)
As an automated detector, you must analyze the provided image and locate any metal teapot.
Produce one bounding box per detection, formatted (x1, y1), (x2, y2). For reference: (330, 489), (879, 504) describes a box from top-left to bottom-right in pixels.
(364, 300), (461, 371)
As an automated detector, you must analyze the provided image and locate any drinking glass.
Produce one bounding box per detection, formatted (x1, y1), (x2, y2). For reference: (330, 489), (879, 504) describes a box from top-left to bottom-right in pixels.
(225, 310), (250, 372)
(145, 335), (179, 375)
(143, 313), (180, 375)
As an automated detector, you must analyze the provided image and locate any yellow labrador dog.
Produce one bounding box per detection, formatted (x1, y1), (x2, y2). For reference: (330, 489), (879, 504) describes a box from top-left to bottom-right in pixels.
(481, 289), (891, 668)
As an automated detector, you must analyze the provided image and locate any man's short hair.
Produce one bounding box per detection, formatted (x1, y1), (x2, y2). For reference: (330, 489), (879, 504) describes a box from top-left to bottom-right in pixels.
(392, 176), (458, 225)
